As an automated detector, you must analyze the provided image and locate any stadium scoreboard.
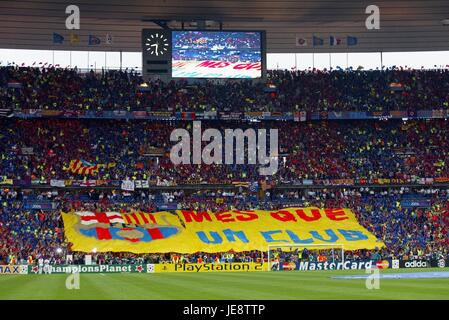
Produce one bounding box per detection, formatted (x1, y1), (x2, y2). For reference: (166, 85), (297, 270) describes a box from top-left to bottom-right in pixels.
(142, 29), (266, 80)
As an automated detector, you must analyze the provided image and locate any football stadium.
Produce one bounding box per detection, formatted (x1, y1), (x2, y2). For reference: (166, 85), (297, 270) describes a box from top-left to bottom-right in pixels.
(1, 0), (449, 306)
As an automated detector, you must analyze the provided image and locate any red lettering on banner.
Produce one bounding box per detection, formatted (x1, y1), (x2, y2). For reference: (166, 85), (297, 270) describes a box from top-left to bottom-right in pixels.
(182, 210), (212, 223)
(197, 61), (231, 68)
(270, 210), (297, 222)
(233, 210), (259, 221)
(215, 212), (235, 223)
(197, 61), (216, 67)
(216, 62), (230, 68)
(296, 209), (321, 222)
(325, 208), (349, 221)
(233, 63), (262, 70)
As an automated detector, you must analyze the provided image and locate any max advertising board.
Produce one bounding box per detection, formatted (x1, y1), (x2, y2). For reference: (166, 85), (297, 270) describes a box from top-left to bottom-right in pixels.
(0, 265), (28, 274)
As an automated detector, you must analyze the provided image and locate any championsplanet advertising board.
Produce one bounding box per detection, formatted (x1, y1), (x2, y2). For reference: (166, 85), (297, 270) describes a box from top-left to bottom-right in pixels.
(28, 264), (148, 274)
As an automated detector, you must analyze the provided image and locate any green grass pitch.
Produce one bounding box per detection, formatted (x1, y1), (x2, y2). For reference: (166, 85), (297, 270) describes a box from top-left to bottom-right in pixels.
(1, 268), (449, 300)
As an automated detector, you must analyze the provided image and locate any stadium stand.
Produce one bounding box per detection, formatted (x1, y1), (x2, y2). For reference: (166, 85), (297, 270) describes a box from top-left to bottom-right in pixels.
(1, 118), (449, 183)
(1, 67), (449, 267)
(1, 66), (449, 112)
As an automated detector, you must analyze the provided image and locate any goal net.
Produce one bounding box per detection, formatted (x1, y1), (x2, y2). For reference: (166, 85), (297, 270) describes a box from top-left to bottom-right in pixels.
(266, 244), (345, 271)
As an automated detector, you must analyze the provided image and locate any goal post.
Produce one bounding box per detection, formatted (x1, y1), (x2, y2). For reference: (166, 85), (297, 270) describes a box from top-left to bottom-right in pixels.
(266, 243), (345, 271)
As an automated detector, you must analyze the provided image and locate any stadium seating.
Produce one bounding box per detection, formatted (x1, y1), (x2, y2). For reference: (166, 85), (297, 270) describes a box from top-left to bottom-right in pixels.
(1, 118), (448, 183)
(2, 67), (449, 266)
(2, 66), (449, 112)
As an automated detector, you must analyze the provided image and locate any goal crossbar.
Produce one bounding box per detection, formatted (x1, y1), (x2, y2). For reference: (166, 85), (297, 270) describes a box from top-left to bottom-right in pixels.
(266, 243), (345, 271)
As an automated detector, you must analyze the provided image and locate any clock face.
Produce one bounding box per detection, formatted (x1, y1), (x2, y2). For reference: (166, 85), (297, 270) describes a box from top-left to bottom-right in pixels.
(145, 33), (169, 57)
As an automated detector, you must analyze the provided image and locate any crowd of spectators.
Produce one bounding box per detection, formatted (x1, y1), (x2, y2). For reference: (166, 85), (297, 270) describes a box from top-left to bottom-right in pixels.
(1, 118), (449, 184)
(1, 187), (448, 265)
(2, 66), (449, 112)
(1, 65), (449, 266)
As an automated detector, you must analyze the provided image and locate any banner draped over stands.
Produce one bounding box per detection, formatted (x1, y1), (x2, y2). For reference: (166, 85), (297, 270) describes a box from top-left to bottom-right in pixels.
(12, 108), (449, 121)
(4, 176), (445, 189)
(62, 207), (384, 253)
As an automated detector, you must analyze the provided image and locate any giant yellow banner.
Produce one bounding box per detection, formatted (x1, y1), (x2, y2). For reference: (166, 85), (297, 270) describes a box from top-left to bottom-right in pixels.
(62, 208), (385, 253)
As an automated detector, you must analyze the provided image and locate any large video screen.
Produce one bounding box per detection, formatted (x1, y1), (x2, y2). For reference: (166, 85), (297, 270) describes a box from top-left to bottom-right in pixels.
(172, 31), (263, 78)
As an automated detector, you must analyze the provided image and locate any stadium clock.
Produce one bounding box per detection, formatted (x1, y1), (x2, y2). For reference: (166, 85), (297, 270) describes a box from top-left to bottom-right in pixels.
(142, 29), (172, 80)
(144, 32), (169, 57)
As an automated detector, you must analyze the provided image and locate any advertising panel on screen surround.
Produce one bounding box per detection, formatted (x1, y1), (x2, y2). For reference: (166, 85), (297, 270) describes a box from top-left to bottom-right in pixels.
(171, 30), (265, 79)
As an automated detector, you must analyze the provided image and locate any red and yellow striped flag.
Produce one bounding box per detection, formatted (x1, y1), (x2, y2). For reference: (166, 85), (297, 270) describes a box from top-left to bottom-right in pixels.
(65, 159), (99, 175)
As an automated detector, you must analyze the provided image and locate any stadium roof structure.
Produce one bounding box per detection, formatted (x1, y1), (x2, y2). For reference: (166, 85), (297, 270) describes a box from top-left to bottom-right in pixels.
(0, 0), (449, 53)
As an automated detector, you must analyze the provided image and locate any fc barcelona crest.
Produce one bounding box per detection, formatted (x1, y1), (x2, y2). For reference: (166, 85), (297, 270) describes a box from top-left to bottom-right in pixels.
(75, 211), (181, 243)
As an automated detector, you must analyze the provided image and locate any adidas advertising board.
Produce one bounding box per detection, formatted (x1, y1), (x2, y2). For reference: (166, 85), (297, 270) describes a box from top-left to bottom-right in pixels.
(400, 259), (429, 268)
